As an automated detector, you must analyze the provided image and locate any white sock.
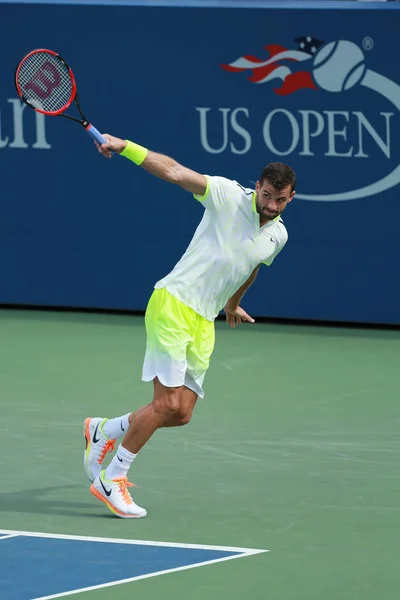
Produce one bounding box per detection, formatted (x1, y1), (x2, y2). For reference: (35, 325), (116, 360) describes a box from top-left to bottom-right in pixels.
(102, 413), (131, 439)
(104, 444), (136, 480)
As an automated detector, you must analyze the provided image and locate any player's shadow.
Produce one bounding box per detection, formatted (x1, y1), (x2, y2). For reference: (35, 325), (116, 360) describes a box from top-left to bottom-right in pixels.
(0, 484), (112, 518)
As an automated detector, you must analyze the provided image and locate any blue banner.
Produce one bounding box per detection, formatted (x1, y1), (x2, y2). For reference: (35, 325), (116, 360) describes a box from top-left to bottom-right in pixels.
(1, 2), (399, 324)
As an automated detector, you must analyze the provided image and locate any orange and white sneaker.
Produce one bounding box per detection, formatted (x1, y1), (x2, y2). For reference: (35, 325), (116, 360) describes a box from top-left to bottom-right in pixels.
(84, 417), (116, 482)
(90, 471), (147, 519)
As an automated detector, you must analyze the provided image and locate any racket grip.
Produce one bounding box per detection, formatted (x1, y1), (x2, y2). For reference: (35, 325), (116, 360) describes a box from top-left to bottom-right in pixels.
(86, 124), (107, 145)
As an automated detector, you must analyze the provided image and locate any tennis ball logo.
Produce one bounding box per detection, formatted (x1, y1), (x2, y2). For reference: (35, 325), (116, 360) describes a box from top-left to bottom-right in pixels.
(313, 41), (366, 93)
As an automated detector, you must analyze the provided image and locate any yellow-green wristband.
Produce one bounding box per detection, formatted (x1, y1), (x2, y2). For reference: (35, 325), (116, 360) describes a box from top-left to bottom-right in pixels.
(120, 140), (148, 165)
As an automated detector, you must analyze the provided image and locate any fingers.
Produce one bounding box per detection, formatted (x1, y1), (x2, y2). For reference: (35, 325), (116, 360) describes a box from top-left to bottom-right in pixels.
(235, 311), (254, 324)
(226, 314), (235, 329)
(100, 135), (112, 153)
(99, 148), (112, 158)
(242, 311), (255, 323)
(225, 309), (255, 328)
(95, 137), (112, 158)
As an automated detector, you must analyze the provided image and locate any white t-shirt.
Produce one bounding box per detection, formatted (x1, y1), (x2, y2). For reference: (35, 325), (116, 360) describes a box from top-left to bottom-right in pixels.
(155, 175), (288, 321)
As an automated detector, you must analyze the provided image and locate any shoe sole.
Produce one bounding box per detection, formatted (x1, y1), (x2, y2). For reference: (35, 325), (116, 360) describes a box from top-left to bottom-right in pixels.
(90, 485), (147, 519)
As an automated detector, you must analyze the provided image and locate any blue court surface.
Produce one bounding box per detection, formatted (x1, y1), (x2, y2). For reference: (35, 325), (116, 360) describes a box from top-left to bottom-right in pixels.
(0, 529), (267, 600)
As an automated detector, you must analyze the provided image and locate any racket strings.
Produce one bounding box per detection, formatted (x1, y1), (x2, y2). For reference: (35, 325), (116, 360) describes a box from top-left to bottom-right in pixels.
(17, 52), (73, 113)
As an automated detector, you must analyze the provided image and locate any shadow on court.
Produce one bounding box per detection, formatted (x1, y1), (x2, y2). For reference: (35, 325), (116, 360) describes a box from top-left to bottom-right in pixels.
(0, 484), (109, 519)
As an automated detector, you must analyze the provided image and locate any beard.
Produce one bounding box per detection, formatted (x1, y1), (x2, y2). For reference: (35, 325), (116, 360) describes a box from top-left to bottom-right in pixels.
(256, 203), (280, 221)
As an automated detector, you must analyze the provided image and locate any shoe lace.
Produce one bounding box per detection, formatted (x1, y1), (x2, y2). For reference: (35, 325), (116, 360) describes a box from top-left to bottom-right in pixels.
(117, 478), (137, 504)
(98, 438), (116, 464)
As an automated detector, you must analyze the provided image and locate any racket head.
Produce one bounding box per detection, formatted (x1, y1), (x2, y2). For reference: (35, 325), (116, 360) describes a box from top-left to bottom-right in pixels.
(15, 49), (77, 115)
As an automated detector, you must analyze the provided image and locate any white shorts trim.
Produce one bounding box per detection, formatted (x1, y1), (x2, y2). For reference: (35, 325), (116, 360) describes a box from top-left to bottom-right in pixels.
(142, 349), (206, 398)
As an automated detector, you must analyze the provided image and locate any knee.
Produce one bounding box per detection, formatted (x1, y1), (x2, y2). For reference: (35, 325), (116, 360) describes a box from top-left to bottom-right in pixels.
(173, 409), (192, 427)
(153, 388), (182, 421)
(163, 409), (191, 427)
(153, 389), (192, 427)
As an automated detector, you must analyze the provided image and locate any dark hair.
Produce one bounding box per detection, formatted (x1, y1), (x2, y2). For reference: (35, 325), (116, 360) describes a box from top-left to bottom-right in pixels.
(259, 162), (296, 192)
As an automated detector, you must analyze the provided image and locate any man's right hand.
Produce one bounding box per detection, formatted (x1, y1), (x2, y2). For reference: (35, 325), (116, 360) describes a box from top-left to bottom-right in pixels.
(95, 134), (127, 158)
(224, 303), (255, 328)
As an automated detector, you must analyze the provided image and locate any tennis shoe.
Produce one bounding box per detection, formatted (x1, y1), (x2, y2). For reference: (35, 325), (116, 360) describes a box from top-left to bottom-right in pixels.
(90, 471), (147, 518)
(84, 417), (116, 482)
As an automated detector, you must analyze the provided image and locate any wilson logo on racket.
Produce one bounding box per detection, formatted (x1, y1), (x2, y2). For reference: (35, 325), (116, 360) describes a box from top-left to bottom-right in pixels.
(22, 61), (62, 102)
(15, 48), (107, 146)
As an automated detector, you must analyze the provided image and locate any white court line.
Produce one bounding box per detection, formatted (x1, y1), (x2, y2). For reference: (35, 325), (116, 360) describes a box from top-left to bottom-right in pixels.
(0, 528), (266, 554)
(0, 528), (268, 599)
(0, 534), (20, 540)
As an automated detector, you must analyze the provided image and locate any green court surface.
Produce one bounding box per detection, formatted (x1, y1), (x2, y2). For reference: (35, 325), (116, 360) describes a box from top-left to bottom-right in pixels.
(1, 309), (399, 599)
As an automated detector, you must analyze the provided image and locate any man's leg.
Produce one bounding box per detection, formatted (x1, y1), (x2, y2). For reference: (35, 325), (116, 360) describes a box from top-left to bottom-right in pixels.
(90, 379), (197, 518)
(127, 378), (197, 441)
(106, 378), (197, 469)
(160, 383), (197, 428)
(88, 288), (207, 518)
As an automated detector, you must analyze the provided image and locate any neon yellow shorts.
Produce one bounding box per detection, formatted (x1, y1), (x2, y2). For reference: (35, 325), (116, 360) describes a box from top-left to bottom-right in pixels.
(141, 287), (215, 398)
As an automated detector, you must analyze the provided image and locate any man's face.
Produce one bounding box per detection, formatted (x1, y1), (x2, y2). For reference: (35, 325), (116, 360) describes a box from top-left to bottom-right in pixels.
(255, 179), (295, 222)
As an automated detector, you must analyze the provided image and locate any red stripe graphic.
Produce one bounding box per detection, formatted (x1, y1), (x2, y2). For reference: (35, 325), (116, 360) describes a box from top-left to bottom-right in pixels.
(274, 71), (317, 96)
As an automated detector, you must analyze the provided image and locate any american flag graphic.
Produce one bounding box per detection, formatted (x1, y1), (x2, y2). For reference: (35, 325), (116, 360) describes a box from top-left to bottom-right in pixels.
(221, 36), (324, 96)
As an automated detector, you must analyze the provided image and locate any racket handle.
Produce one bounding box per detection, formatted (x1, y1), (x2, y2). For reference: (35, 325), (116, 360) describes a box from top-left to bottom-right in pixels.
(86, 124), (107, 145)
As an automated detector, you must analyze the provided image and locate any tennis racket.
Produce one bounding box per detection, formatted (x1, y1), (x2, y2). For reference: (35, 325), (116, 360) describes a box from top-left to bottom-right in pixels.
(15, 48), (107, 145)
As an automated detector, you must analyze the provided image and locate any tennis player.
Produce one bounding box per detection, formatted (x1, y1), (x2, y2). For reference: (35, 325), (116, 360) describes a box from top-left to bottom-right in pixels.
(85, 135), (296, 518)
